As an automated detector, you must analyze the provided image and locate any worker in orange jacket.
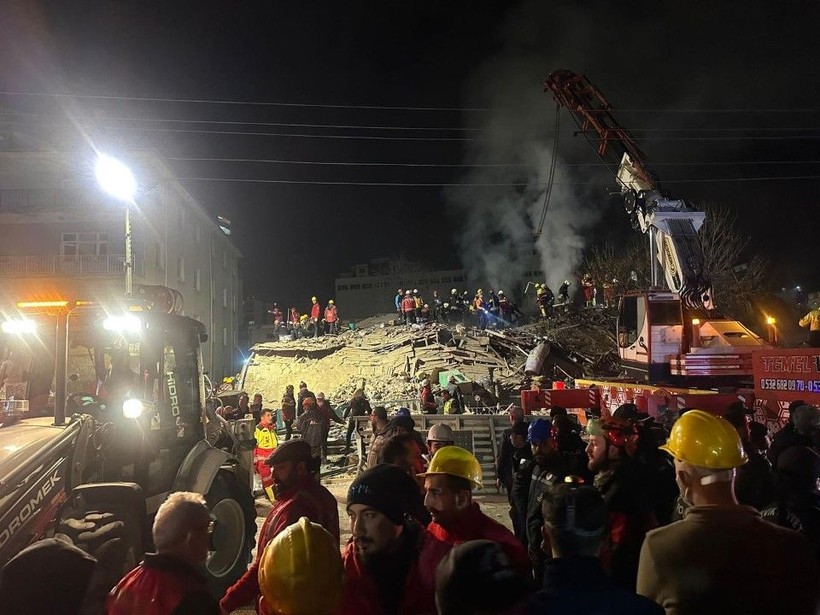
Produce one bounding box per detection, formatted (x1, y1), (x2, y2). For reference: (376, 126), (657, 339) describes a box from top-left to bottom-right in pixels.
(324, 300), (339, 335)
(310, 296), (321, 337)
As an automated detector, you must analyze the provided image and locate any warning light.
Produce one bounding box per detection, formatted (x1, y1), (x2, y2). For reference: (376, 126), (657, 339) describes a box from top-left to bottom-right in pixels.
(16, 300), (69, 309)
(103, 314), (142, 333)
(691, 318), (701, 326)
(766, 316), (776, 325)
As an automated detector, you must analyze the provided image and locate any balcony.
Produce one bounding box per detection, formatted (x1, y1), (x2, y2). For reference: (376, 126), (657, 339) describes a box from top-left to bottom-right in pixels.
(0, 254), (142, 277)
(0, 188), (110, 213)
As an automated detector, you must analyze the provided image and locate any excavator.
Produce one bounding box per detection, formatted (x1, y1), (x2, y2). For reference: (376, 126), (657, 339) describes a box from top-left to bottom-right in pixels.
(542, 69), (768, 386)
(0, 288), (257, 601)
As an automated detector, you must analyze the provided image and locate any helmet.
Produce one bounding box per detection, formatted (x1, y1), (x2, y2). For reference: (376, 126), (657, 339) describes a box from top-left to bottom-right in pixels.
(660, 410), (748, 469)
(563, 280), (570, 285)
(451, 288), (458, 294)
(586, 417), (638, 450)
(421, 446), (482, 488)
(427, 423), (455, 443)
(527, 418), (554, 444)
(477, 288), (483, 294)
(423, 304), (429, 308)
(443, 302), (450, 308)
(405, 290), (412, 295)
(397, 288), (403, 293)
(413, 288), (419, 294)
(498, 290), (505, 296)
(328, 299), (334, 305)
(258, 517), (344, 615)
(311, 296), (317, 302)
(300, 314), (308, 321)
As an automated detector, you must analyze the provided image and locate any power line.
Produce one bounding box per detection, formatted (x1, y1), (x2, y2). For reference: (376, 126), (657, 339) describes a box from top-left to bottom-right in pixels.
(3, 90), (820, 114)
(175, 175), (820, 187)
(167, 156), (820, 168)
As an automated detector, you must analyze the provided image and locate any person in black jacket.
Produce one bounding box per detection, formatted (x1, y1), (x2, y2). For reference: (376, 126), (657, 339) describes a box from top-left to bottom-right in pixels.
(344, 388), (372, 450)
(528, 484), (663, 615)
(496, 420), (533, 545)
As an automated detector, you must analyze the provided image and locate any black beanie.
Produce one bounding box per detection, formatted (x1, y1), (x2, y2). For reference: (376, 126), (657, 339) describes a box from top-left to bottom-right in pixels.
(347, 464), (420, 525)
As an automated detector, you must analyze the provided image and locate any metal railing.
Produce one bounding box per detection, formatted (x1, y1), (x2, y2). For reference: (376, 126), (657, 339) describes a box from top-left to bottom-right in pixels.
(0, 254), (141, 276)
(0, 188), (110, 212)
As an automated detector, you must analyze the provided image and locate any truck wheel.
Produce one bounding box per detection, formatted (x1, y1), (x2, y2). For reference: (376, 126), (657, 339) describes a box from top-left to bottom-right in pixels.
(205, 469), (256, 596)
(59, 509), (142, 611)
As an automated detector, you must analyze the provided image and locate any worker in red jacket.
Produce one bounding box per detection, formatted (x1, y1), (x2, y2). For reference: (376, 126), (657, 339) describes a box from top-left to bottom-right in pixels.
(220, 440), (340, 614)
(401, 290), (416, 325)
(419, 378), (437, 414)
(339, 464), (451, 615)
(309, 296), (321, 337)
(107, 492), (218, 614)
(420, 446), (531, 576)
(324, 299), (339, 334)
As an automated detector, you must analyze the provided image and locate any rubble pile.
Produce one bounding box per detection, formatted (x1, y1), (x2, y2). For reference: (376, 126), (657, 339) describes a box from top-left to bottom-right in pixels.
(241, 309), (621, 407)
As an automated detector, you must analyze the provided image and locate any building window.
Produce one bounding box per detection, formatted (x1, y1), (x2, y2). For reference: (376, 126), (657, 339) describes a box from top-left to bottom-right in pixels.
(222, 288), (228, 308)
(61, 232), (108, 256)
(177, 256), (185, 282)
(222, 327), (228, 346)
(194, 268), (201, 292)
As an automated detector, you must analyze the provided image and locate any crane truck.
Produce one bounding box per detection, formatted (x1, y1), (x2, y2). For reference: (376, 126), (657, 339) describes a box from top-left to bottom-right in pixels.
(521, 70), (819, 429)
(0, 290), (257, 601)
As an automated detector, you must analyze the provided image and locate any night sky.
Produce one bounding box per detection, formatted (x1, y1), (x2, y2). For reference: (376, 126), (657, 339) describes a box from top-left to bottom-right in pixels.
(2, 1), (819, 308)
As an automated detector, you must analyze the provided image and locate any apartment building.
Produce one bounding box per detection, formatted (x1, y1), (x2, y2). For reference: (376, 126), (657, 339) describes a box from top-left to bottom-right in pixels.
(0, 149), (242, 381)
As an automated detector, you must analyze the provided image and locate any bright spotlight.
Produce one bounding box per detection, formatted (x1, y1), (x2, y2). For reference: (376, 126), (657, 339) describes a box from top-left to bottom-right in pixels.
(1, 319), (37, 335)
(95, 154), (137, 203)
(122, 398), (151, 419)
(103, 314), (141, 333)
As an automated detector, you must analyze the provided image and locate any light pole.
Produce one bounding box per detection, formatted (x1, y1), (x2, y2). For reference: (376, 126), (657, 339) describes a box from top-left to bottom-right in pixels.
(95, 154), (137, 296)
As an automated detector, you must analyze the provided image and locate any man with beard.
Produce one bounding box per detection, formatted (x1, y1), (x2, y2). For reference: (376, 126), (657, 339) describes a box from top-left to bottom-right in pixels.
(586, 416), (657, 592)
(339, 464), (451, 615)
(220, 440), (339, 614)
(366, 406), (391, 469)
(421, 446), (530, 575)
(526, 418), (566, 581)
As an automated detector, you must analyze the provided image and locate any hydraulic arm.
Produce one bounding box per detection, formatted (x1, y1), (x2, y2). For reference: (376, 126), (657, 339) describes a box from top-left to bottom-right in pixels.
(544, 69), (712, 308)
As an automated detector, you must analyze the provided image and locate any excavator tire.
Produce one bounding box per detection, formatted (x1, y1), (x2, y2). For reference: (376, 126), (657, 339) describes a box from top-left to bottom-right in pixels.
(204, 469), (257, 596)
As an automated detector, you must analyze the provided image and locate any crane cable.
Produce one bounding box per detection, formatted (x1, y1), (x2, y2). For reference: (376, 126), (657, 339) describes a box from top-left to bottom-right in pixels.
(535, 103), (561, 236)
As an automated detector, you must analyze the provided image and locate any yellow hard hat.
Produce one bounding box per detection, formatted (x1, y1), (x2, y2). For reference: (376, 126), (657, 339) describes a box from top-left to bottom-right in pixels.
(300, 314), (308, 321)
(311, 296), (317, 302)
(258, 517), (344, 615)
(328, 299), (334, 305)
(659, 410), (748, 469)
(419, 445), (483, 488)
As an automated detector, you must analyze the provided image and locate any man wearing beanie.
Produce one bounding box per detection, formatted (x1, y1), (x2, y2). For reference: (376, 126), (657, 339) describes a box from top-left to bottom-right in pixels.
(339, 464), (451, 615)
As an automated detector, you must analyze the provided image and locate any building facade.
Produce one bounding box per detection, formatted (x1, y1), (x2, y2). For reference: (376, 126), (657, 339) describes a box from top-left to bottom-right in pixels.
(0, 150), (242, 381)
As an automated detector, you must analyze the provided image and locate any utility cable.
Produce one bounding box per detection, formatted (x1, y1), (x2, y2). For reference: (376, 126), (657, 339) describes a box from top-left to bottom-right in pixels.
(535, 104), (560, 236)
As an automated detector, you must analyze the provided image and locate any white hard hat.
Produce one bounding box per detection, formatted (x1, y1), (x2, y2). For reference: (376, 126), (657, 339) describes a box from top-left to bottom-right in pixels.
(427, 423), (455, 442)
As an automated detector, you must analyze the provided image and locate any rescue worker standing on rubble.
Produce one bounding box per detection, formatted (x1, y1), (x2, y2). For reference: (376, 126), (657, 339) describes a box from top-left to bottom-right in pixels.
(324, 299), (339, 335)
(799, 304), (820, 347)
(421, 446), (531, 575)
(637, 410), (820, 614)
(419, 378), (437, 414)
(339, 464), (451, 615)
(413, 289), (424, 321)
(316, 392), (344, 460)
(402, 290), (416, 325)
(526, 418), (566, 580)
(221, 440), (340, 614)
(394, 288), (403, 321)
(310, 296), (321, 337)
(586, 415), (657, 592)
(254, 408), (279, 502)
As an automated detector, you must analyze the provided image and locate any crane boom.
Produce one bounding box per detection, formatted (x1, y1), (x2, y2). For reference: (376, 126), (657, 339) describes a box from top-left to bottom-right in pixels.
(544, 69), (713, 308)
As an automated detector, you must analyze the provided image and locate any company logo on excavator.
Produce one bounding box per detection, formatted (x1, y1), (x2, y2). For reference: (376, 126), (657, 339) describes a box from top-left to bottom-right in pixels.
(0, 465), (64, 549)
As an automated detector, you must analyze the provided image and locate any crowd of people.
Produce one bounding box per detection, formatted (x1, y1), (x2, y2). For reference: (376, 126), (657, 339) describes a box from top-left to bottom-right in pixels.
(2, 388), (818, 614)
(394, 287), (525, 329)
(266, 296), (341, 339)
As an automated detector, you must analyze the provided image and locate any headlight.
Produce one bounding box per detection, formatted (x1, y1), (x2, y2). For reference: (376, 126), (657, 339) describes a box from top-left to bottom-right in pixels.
(1, 319), (36, 334)
(103, 314), (141, 333)
(123, 398), (153, 419)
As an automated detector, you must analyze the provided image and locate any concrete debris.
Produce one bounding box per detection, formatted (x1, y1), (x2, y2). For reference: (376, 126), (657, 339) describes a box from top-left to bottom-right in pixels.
(241, 309), (621, 408)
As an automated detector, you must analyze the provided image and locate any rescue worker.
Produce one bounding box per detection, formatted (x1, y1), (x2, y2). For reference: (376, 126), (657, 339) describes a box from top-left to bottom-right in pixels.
(299, 313), (310, 337)
(432, 290), (443, 321)
(440, 388), (462, 414)
(316, 392), (344, 459)
(309, 296), (321, 337)
(324, 299), (339, 335)
(339, 464), (451, 615)
(258, 517), (344, 615)
(394, 288), (404, 322)
(255, 408), (280, 501)
(586, 416), (657, 592)
(287, 307), (301, 338)
(108, 492), (218, 615)
(280, 384), (296, 440)
(557, 280), (570, 306)
(413, 289), (424, 321)
(296, 381), (315, 417)
(602, 277), (616, 308)
(426, 423), (456, 458)
(401, 290), (416, 325)
(419, 378), (437, 414)
(799, 304), (820, 347)
(582, 272), (595, 307)
(486, 289), (500, 327)
(421, 446), (531, 575)
(295, 397), (324, 470)
(498, 290), (511, 327)
(637, 410), (820, 614)
(473, 290), (486, 329)
(525, 418), (566, 580)
(495, 419), (533, 545)
(221, 440), (340, 614)
(249, 392), (264, 423)
(344, 388), (373, 451)
(538, 284), (555, 319)
(530, 484), (663, 615)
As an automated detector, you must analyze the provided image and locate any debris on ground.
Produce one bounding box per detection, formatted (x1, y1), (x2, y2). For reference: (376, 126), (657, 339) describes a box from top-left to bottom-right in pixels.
(241, 309), (621, 407)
